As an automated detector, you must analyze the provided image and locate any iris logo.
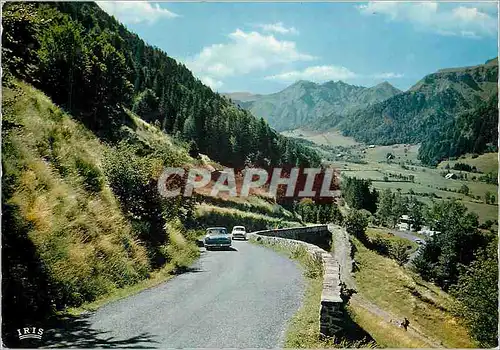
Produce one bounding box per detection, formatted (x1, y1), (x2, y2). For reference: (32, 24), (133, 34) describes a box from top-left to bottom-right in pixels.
(17, 327), (44, 340)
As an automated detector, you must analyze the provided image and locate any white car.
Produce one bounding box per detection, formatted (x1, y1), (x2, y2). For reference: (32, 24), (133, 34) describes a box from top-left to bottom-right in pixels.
(231, 226), (247, 240)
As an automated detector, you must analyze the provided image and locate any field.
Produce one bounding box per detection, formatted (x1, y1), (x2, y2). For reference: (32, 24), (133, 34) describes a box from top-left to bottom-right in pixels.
(282, 128), (360, 147)
(350, 237), (475, 348)
(283, 128), (498, 224)
(438, 152), (499, 174)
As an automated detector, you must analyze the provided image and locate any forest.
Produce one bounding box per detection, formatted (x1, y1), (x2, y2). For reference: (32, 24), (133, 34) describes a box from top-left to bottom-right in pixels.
(3, 2), (321, 170)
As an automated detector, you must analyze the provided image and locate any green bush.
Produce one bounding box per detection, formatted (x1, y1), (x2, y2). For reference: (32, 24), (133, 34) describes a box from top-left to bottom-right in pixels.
(75, 157), (103, 192)
(389, 240), (410, 266)
(345, 209), (369, 242)
(196, 208), (299, 233)
(370, 234), (391, 256)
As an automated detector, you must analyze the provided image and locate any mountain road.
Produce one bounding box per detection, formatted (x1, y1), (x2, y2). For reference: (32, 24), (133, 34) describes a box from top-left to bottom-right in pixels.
(46, 240), (305, 348)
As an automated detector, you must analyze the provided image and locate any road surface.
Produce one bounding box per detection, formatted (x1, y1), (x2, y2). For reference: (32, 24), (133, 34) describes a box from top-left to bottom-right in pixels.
(386, 229), (426, 244)
(46, 240), (305, 348)
(385, 228), (427, 263)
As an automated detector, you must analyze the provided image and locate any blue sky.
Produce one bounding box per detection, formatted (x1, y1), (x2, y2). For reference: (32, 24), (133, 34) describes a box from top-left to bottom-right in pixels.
(98, 1), (498, 94)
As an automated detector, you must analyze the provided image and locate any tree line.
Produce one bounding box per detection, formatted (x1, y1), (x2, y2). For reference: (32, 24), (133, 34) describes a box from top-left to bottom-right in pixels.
(341, 181), (497, 347)
(2, 2), (321, 170)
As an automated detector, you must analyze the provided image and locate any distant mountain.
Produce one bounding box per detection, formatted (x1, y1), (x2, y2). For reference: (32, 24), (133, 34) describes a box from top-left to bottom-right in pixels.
(222, 92), (263, 103)
(227, 80), (401, 131)
(339, 58), (498, 144)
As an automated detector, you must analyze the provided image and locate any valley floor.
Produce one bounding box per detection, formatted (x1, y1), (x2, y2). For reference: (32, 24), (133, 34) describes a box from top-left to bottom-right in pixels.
(283, 128), (498, 225)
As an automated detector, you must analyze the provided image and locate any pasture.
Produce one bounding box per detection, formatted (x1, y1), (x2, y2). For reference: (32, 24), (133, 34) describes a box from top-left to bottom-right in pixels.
(438, 152), (498, 174)
(287, 128), (498, 224)
(282, 128), (360, 147)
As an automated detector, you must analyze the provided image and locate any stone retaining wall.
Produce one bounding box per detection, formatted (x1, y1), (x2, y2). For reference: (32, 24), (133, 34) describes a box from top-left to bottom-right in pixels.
(253, 224), (333, 251)
(248, 225), (345, 338)
(328, 224), (356, 292)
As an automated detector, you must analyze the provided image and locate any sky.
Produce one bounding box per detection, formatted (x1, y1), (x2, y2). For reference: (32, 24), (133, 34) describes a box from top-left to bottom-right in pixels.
(97, 1), (498, 94)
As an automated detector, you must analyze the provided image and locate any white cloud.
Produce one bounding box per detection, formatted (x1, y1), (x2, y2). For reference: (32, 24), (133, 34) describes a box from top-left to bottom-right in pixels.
(265, 65), (357, 83)
(200, 76), (223, 90)
(185, 29), (315, 88)
(371, 72), (404, 79)
(257, 22), (299, 35)
(97, 2), (179, 24)
(265, 66), (405, 83)
(357, 2), (497, 38)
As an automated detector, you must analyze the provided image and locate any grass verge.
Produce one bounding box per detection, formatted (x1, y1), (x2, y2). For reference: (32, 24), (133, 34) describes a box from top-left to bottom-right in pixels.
(250, 236), (373, 348)
(65, 251), (199, 315)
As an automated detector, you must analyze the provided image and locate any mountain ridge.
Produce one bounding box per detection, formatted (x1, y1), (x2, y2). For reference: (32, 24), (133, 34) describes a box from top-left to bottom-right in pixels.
(225, 79), (402, 131)
(336, 57), (498, 164)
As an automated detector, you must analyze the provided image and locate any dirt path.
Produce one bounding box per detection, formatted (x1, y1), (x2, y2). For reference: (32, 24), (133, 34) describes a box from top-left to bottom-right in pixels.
(350, 294), (444, 348)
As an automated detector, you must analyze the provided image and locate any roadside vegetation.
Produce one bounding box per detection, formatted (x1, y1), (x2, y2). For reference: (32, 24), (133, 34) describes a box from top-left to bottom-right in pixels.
(344, 201), (497, 348)
(2, 3), (322, 346)
(250, 238), (374, 348)
(351, 236), (474, 348)
(1, 81), (204, 345)
(196, 204), (301, 231)
(2, 78), (305, 347)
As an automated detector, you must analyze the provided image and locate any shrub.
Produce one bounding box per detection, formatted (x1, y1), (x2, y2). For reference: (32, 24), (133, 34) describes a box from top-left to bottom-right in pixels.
(390, 241), (410, 266)
(163, 219), (199, 273)
(345, 209), (368, 242)
(370, 234), (391, 256)
(75, 157), (103, 192)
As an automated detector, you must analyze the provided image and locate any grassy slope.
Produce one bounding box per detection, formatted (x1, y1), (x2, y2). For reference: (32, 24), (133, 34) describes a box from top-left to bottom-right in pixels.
(437, 152), (499, 174)
(365, 228), (419, 254)
(3, 81), (152, 303)
(3, 80), (298, 314)
(287, 129), (498, 223)
(350, 237), (475, 348)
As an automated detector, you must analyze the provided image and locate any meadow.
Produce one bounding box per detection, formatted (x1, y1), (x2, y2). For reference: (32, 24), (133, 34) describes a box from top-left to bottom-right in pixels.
(350, 237), (475, 348)
(283, 128), (498, 224)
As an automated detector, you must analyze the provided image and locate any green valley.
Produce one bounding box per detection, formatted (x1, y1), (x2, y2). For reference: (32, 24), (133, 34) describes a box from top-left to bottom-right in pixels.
(2, 2), (498, 349)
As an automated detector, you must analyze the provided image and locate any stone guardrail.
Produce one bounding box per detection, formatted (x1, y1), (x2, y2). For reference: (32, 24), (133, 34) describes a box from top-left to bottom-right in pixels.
(328, 224), (357, 292)
(248, 225), (345, 338)
(255, 224), (333, 251)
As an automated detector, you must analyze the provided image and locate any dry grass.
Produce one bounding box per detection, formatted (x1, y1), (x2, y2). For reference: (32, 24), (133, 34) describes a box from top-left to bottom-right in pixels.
(351, 238), (476, 348)
(3, 81), (196, 308)
(347, 303), (430, 348)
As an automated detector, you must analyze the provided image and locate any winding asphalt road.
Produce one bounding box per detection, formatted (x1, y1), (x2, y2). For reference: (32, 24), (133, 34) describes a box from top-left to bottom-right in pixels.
(386, 228), (427, 263)
(48, 240), (305, 348)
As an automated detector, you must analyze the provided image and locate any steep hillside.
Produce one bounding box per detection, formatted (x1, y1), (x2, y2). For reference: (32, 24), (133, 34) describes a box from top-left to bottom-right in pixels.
(339, 58), (498, 163)
(2, 3), (317, 345)
(2, 81), (182, 343)
(3, 2), (320, 170)
(231, 80), (401, 131)
(418, 93), (498, 165)
(2, 78), (306, 345)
